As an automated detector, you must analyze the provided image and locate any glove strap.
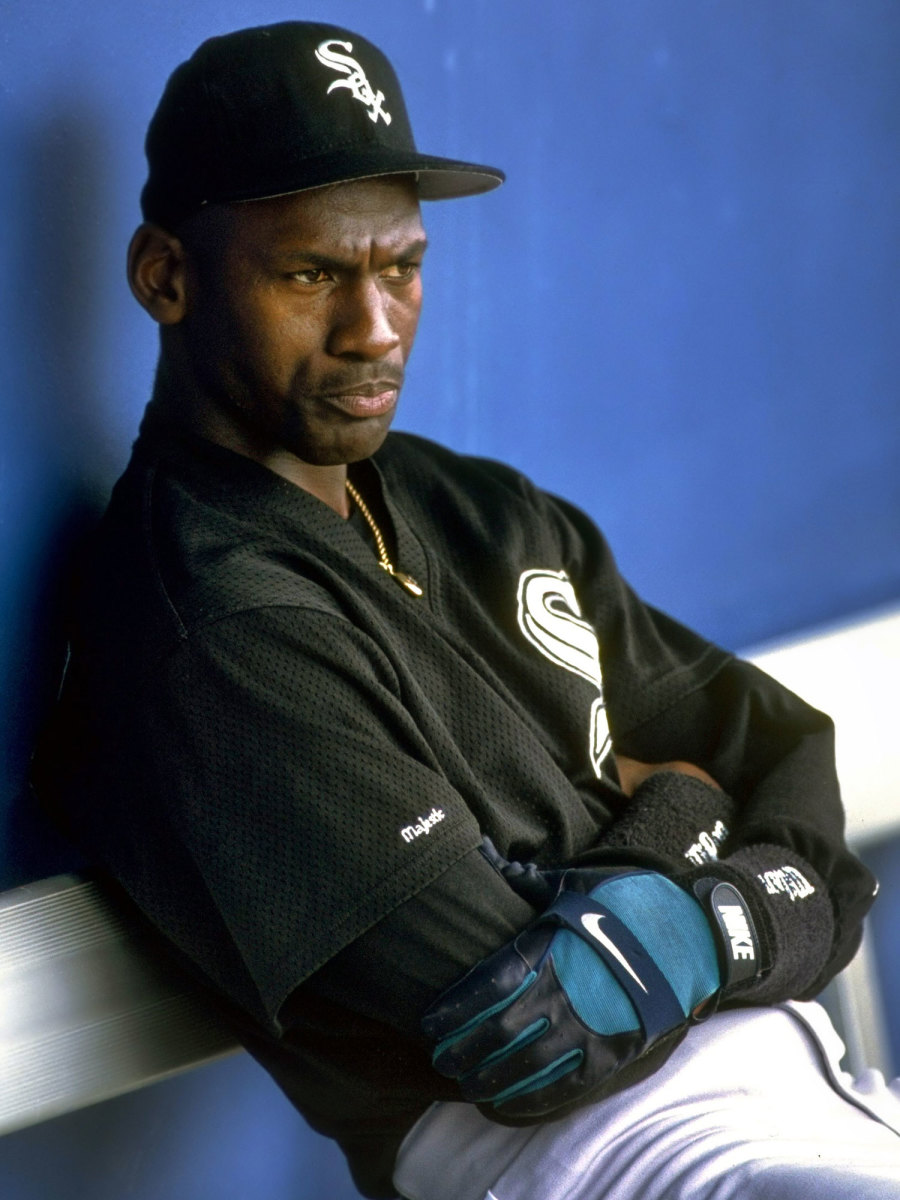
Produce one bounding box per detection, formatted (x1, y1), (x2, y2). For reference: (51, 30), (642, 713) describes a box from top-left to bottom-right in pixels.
(692, 878), (762, 989)
(541, 890), (686, 1043)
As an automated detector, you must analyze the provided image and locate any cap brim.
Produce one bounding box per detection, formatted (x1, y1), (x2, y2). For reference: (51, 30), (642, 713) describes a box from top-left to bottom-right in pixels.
(143, 147), (504, 229)
(211, 147), (505, 206)
(405, 156), (505, 200)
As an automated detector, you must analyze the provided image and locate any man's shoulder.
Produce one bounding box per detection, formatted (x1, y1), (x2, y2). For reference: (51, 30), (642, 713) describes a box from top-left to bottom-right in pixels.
(79, 434), (346, 646)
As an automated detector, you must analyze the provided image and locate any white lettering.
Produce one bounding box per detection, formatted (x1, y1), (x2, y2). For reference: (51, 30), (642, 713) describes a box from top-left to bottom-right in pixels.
(717, 903), (756, 961)
(757, 866), (815, 902)
(315, 39), (392, 125)
(400, 807), (446, 843)
(517, 569), (603, 690)
(684, 820), (729, 866)
(590, 697), (612, 771)
(516, 569), (611, 776)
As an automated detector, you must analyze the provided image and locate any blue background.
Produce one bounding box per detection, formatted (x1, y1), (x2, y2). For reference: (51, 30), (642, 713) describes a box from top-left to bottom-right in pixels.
(1, 2), (897, 1196)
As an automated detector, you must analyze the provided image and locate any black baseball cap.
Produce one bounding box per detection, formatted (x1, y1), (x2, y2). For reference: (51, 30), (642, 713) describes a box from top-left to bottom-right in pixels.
(140, 21), (505, 229)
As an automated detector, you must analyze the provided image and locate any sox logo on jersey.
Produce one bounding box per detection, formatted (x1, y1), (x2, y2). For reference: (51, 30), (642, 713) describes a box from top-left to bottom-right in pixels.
(516, 568), (612, 776)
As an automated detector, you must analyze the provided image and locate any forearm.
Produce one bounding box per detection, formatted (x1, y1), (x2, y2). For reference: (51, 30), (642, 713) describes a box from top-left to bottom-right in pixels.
(290, 847), (538, 1036)
(588, 765), (872, 1003)
(606, 657), (877, 987)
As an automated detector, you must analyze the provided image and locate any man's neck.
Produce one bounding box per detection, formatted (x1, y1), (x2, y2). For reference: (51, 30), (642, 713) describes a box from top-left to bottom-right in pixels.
(149, 367), (351, 516)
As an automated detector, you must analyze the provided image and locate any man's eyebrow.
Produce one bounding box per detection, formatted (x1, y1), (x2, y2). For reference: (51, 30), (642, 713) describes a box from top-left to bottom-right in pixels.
(276, 237), (429, 267)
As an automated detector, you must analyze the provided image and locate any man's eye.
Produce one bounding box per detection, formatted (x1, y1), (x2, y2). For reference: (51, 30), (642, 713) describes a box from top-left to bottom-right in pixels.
(291, 268), (331, 284)
(382, 262), (420, 280)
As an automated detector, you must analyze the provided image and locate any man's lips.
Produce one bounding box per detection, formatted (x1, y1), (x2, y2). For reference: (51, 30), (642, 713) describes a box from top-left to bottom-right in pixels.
(322, 384), (400, 418)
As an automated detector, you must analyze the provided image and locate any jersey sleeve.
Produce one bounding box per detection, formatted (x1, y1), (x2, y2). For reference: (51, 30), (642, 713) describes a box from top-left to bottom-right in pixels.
(40, 602), (486, 1032)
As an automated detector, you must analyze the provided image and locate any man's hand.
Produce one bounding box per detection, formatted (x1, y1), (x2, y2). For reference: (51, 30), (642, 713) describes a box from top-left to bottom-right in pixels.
(423, 867), (758, 1121)
(614, 755), (721, 797)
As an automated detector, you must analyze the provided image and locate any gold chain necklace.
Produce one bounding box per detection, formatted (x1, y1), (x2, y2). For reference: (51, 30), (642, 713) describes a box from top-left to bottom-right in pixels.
(345, 479), (423, 597)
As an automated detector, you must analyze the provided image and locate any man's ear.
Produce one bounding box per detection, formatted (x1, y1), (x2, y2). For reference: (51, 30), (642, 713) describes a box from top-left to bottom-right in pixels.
(127, 223), (189, 324)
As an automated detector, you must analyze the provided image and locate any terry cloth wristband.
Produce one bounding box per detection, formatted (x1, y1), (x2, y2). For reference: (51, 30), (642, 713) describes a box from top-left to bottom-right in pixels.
(599, 770), (737, 869)
(682, 844), (835, 1004)
(597, 772), (836, 1003)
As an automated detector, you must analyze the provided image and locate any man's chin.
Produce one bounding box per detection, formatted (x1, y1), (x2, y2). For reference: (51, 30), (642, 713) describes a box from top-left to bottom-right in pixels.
(302, 414), (396, 466)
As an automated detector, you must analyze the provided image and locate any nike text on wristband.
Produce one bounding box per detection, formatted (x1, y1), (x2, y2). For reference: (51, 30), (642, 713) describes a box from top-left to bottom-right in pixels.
(692, 878), (763, 989)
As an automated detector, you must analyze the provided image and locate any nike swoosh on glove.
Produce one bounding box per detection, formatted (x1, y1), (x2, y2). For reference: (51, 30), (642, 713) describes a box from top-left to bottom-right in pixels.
(422, 867), (760, 1121)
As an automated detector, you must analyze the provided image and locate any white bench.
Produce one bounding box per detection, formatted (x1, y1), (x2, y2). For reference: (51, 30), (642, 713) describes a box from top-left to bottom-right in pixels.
(0, 872), (238, 1136)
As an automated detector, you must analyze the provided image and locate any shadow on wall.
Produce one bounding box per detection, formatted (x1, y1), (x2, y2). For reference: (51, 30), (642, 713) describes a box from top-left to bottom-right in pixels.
(1, 98), (121, 889)
(0, 89), (368, 1200)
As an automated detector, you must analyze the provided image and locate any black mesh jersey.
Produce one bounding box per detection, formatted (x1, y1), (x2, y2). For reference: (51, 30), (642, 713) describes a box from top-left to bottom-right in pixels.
(34, 413), (877, 1198)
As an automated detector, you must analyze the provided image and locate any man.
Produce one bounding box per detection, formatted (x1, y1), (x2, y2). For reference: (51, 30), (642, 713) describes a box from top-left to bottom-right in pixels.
(33, 21), (900, 1200)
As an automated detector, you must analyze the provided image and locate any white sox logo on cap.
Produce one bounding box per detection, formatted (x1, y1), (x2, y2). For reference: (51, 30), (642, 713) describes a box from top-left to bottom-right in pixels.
(315, 39), (392, 125)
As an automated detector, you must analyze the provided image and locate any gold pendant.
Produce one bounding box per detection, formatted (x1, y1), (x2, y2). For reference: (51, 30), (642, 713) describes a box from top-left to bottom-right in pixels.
(396, 572), (424, 597)
(382, 563), (424, 596)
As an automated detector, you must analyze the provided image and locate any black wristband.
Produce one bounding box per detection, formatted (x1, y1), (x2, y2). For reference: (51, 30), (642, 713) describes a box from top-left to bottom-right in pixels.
(682, 844), (835, 1003)
(600, 770), (736, 868)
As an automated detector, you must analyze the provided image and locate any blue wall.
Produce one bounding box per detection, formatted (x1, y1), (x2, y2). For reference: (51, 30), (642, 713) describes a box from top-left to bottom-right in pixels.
(1, 2), (898, 1197)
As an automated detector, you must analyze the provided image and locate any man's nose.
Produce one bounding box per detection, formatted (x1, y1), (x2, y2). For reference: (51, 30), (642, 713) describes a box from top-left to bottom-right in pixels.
(327, 280), (400, 359)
